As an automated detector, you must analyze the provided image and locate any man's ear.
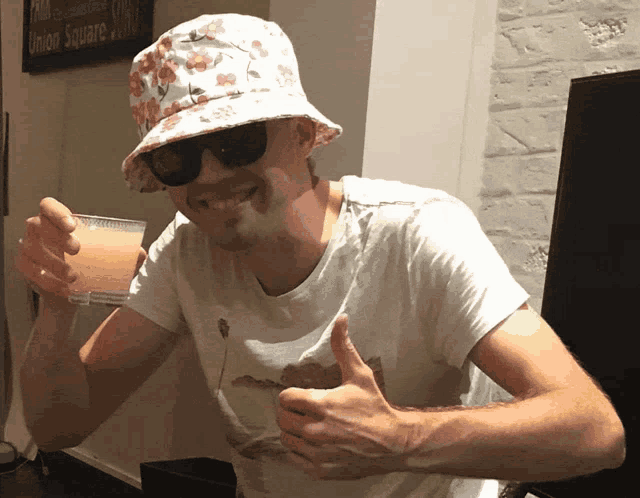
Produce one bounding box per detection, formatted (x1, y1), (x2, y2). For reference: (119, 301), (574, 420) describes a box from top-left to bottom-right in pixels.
(294, 117), (316, 149)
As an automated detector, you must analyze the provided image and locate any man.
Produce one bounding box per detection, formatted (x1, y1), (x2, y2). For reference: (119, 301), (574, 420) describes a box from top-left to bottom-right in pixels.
(18, 13), (625, 498)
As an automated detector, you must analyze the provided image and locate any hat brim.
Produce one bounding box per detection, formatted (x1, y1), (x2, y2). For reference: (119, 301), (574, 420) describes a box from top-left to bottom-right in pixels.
(122, 91), (342, 193)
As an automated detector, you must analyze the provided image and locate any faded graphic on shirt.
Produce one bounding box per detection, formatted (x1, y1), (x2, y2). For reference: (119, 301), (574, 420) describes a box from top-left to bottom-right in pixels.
(233, 356), (386, 392)
(217, 317), (387, 463)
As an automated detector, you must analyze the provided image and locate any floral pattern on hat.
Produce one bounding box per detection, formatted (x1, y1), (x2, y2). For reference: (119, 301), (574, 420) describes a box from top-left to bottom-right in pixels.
(162, 114), (181, 132)
(217, 74), (237, 95)
(187, 50), (213, 72)
(129, 71), (144, 98)
(163, 101), (182, 118)
(199, 19), (225, 40)
(251, 40), (268, 59)
(158, 60), (179, 86)
(122, 14), (342, 193)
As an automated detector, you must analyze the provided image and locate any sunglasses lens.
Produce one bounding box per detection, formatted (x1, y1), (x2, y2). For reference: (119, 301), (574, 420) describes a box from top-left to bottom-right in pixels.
(145, 121), (268, 187)
(216, 122), (267, 167)
(147, 145), (201, 187)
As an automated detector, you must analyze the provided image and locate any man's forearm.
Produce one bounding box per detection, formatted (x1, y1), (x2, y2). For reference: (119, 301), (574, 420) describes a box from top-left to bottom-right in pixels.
(397, 388), (626, 482)
(20, 298), (91, 450)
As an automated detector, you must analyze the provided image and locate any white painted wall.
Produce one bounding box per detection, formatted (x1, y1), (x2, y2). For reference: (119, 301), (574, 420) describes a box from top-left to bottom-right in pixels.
(459, 0), (500, 216)
(363, 0), (497, 214)
(269, 0), (376, 181)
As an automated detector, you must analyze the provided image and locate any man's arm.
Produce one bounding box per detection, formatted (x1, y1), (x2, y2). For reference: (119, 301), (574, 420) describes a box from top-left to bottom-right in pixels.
(18, 196), (185, 452)
(400, 303), (626, 481)
(21, 302), (186, 452)
(277, 309), (626, 482)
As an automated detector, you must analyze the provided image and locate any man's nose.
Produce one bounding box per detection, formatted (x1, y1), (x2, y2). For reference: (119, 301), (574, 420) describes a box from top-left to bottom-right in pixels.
(192, 148), (237, 184)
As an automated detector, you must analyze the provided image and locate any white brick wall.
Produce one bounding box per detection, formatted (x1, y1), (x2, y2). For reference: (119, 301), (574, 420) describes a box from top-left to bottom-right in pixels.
(481, 0), (640, 312)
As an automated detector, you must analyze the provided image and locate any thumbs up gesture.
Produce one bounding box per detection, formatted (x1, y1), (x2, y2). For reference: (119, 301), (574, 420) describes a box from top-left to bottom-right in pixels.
(277, 315), (414, 480)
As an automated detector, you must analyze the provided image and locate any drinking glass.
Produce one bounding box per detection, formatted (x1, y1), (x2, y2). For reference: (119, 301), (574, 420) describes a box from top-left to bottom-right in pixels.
(65, 215), (147, 306)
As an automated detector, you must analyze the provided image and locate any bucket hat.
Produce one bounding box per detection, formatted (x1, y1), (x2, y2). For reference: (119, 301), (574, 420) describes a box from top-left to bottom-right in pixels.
(122, 13), (343, 193)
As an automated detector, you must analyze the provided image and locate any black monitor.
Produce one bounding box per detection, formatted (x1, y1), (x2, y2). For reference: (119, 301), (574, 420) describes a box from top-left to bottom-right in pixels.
(536, 70), (639, 497)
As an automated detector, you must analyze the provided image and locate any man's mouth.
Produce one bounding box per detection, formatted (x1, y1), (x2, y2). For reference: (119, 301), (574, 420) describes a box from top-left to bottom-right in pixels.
(191, 186), (259, 212)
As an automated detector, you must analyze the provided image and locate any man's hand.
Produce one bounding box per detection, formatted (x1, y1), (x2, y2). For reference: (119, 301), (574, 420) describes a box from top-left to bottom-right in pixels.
(277, 314), (415, 480)
(17, 197), (148, 309)
(17, 197), (81, 303)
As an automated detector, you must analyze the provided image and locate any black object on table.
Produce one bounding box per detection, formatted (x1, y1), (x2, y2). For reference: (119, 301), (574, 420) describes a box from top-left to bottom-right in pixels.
(0, 450), (142, 497)
(140, 457), (236, 497)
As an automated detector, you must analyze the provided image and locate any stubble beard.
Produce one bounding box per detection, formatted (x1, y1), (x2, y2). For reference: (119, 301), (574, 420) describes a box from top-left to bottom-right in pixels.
(211, 189), (290, 255)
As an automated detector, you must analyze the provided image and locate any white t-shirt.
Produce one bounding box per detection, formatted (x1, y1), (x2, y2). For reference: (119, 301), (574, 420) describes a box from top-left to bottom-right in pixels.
(127, 175), (530, 497)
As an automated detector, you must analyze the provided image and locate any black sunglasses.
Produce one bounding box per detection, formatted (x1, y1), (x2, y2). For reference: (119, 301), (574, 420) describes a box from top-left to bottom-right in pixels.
(139, 121), (268, 187)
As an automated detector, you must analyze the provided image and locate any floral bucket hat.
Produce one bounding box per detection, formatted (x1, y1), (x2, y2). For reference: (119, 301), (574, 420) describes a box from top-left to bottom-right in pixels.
(122, 13), (343, 193)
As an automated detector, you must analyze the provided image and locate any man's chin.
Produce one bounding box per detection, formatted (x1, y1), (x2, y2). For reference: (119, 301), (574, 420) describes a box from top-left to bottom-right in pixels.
(209, 231), (256, 253)
(217, 239), (254, 253)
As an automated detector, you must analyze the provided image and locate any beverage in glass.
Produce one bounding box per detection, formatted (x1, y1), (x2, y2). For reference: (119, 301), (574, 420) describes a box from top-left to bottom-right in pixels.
(65, 215), (147, 305)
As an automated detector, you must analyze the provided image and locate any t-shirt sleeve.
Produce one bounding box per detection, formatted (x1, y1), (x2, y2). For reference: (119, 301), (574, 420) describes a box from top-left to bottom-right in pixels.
(412, 198), (530, 370)
(125, 214), (186, 333)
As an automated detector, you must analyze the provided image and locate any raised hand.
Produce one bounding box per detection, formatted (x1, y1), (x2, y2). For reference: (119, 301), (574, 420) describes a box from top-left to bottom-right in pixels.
(277, 314), (413, 480)
(16, 197), (81, 301)
(16, 197), (148, 304)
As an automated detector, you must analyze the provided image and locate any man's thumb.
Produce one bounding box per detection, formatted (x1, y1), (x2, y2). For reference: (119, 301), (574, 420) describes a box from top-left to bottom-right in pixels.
(331, 314), (366, 384)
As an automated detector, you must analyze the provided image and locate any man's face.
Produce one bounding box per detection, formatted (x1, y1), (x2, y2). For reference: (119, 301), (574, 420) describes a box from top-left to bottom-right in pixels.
(166, 118), (313, 253)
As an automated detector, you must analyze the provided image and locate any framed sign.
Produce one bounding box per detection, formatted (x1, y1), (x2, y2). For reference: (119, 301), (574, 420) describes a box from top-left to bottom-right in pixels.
(23, 0), (154, 73)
